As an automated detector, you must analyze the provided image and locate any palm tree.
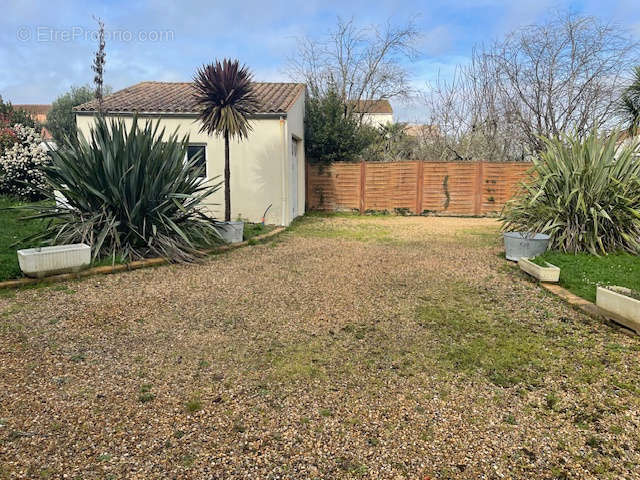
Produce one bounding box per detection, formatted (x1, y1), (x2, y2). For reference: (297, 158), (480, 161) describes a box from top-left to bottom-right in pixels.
(193, 59), (260, 221)
(620, 66), (640, 135)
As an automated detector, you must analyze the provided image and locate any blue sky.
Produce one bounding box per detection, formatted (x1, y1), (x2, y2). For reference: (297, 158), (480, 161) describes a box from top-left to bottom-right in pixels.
(1, 0), (639, 121)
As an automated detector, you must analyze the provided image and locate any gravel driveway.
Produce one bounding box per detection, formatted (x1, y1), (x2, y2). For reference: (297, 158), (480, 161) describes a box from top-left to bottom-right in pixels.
(1, 215), (639, 479)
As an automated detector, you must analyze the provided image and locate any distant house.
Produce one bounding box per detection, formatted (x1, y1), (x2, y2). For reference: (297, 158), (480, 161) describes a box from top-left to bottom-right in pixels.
(403, 124), (441, 144)
(13, 104), (54, 144)
(74, 81), (306, 226)
(13, 104), (50, 124)
(351, 99), (393, 127)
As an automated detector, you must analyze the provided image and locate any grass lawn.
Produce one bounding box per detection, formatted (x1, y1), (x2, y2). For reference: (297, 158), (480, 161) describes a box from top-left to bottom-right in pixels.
(536, 250), (640, 302)
(242, 221), (275, 241)
(0, 196), (45, 282)
(1, 215), (638, 479)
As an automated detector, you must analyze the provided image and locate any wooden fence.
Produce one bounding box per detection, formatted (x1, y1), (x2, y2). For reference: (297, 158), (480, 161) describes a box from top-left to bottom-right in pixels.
(306, 160), (532, 216)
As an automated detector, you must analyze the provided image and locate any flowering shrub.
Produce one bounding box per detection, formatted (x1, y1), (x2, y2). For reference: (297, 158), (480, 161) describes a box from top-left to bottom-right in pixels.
(0, 124), (50, 200)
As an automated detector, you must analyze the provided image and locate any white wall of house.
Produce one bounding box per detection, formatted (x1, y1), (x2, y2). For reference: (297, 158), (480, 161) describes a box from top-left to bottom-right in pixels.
(361, 112), (394, 128)
(75, 92), (305, 226)
(284, 92), (305, 222)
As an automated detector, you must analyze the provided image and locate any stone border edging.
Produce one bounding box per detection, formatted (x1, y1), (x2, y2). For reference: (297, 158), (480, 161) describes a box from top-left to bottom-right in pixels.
(540, 283), (604, 319)
(0, 227), (285, 290)
(540, 282), (636, 336)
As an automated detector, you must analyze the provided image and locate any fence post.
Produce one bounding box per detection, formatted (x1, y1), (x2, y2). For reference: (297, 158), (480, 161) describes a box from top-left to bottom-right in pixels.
(359, 160), (366, 213)
(473, 161), (484, 216)
(415, 161), (424, 214)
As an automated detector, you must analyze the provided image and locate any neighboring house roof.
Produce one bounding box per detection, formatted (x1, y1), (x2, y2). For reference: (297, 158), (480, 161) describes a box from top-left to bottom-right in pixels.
(13, 104), (51, 118)
(73, 81), (306, 115)
(404, 124), (440, 138)
(351, 99), (393, 115)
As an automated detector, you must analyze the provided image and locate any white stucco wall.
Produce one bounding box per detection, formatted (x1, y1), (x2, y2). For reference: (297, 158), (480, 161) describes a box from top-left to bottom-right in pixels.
(283, 91), (306, 222)
(76, 98), (305, 226)
(361, 113), (394, 128)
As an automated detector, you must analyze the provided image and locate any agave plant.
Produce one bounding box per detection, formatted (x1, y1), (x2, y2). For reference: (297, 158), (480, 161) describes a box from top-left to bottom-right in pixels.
(501, 130), (640, 255)
(193, 59), (260, 221)
(24, 115), (223, 262)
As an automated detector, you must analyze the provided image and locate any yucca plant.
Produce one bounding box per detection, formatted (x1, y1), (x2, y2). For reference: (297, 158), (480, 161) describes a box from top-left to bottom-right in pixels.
(193, 59), (260, 221)
(23, 115), (223, 262)
(501, 130), (640, 255)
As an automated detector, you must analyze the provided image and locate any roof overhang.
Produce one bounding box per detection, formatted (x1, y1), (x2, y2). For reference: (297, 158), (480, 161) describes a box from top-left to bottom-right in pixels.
(74, 111), (287, 119)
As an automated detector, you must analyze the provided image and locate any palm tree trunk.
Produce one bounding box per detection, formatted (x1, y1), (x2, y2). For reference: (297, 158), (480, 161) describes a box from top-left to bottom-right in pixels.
(224, 129), (231, 222)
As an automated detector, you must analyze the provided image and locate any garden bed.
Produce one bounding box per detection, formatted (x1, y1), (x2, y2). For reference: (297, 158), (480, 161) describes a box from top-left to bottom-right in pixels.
(0, 196), (275, 283)
(535, 251), (640, 302)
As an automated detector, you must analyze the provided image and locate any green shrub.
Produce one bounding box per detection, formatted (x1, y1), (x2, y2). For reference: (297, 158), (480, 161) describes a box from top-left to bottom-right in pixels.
(304, 89), (376, 163)
(24, 115), (223, 262)
(46, 85), (99, 146)
(501, 130), (640, 254)
(364, 122), (420, 162)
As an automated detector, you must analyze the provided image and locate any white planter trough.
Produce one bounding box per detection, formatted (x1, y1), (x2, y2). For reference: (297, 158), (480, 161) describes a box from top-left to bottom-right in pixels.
(518, 257), (560, 283)
(596, 286), (640, 335)
(216, 221), (244, 244)
(53, 188), (71, 209)
(17, 244), (91, 278)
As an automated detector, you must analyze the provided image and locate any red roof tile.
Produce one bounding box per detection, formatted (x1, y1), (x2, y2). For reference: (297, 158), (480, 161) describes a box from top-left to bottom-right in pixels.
(13, 104), (51, 116)
(73, 82), (305, 115)
(351, 99), (393, 114)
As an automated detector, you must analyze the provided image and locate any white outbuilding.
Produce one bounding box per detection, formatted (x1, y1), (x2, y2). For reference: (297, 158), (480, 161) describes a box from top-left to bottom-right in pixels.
(74, 81), (306, 226)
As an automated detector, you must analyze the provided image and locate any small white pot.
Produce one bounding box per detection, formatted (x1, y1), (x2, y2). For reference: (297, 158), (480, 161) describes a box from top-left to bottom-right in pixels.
(596, 286), (640, 334)
(518, 257), (560, 283)
(17, 244), (91, 278)
(216, 221), (244, 244)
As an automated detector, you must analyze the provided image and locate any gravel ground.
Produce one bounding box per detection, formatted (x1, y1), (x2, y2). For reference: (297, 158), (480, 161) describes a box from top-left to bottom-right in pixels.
(1, 215), (639, 479)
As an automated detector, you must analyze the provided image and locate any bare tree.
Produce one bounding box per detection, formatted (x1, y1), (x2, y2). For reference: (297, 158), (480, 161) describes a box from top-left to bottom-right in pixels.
(423, 51), (526, 162)
(424, 13), (638, 160)
(92, 16), (106, 113)
(288, 17), (418, 122)
(491, 14), (637, 151)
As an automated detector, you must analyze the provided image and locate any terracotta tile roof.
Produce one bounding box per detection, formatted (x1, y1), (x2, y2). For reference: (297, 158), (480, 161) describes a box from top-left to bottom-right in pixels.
(73, 82), (305, 115)
(351, 99), (393, 114)
(403, 124), (440, 138)
(13, 104), (51, 116)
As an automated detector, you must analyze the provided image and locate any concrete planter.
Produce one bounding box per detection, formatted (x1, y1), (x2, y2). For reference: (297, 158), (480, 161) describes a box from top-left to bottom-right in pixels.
(503, 232), (550, 261)
(17, 244), (91, 278)
(518, 257), (560, 283)
(596, 286), (640, 334)
(216, 221), (244, 244)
